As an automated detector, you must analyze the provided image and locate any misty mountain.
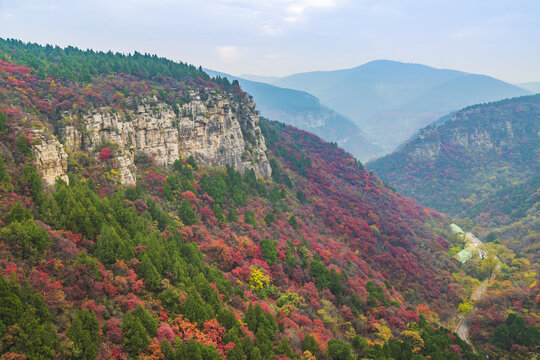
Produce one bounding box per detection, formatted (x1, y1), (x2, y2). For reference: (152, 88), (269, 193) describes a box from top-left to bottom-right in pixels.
(252, 60), (530, 153)
(518, 81), (540, 93)
(239, 74), (281, 84)
(205, 69), (383, 161)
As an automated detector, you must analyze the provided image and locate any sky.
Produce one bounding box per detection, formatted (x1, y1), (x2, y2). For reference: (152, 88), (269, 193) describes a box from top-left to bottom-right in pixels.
(0, 0), (539, 83)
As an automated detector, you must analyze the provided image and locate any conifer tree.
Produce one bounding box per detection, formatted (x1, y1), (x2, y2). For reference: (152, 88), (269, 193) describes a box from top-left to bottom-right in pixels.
(16, 134), (33, 158)
(95, 225), (133, 265)
(0, 110), (7, 133)
(260, 237), (278, 266)
(122, 311), (150, 357)
(0, 276), (23, 334)
(302, 334), (320, 357)
(133, 304), (157, 337)
(327, 339), (354, 360)
(19, 163), (42, 205)
(139, 253), (161, 290)
(181, 293), (209, 324)
(0, 156), (13, 191)
(67, 308), (100, 360)
(288, 214), (299, 229)
(1, 218), (51, 258)
(179, 199), (198, 225)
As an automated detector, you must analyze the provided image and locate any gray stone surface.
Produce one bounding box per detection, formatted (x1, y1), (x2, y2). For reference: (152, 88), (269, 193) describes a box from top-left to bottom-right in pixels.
(34, 91), (270, 185)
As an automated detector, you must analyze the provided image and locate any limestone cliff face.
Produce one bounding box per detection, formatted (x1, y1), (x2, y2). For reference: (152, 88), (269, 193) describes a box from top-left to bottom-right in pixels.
(57, 91), (270, 184)
(408, 106), (531, 162)
(177, 93), (270, 179)
(30, 130), (69, 186)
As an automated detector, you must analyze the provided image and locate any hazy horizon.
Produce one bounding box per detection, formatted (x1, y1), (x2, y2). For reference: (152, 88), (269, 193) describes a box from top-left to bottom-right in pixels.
(1, 0), (539, 83)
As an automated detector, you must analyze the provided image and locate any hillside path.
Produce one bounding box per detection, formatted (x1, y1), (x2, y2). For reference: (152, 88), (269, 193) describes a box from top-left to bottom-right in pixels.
(453, 232), (501, 353)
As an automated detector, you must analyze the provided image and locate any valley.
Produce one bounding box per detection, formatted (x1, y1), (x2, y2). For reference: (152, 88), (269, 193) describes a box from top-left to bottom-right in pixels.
(369, 94), (539, 358)
(453, 232), (501, 352)
(0, 38), (537, 360)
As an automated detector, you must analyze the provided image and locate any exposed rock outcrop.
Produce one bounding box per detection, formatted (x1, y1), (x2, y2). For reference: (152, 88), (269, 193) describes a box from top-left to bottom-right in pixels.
(408, 107), (526, 162)
(31, 130), (69, 186)
(57, 92), (270, 185)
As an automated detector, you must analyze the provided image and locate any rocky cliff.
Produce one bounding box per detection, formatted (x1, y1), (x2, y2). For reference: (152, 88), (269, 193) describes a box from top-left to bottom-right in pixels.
(408, 108), (517, 162)
(31, 130), (70, 186)
(52, 91), (270, 185)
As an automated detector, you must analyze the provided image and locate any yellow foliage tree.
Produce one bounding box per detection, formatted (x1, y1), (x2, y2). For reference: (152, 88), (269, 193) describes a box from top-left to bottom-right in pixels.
(458, 301), (474, 314)
(343, 322), (356, 340)
(480, 253), (498, 281)
(301, 350), (317, 360)
(249, 266), (270, 290)
(400, 330), (424, 353)
(372, 322), (393, 344)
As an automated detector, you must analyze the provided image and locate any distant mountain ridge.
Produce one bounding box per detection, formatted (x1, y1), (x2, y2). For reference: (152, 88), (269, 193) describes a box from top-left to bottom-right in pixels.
(248, 60), (530, 153)
(205, 69), (383, 161)
(518, 81), (540, 93)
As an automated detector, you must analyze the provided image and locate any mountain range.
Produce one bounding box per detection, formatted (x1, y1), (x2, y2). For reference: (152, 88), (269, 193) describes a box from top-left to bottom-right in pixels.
(0, 38), (490, 360)
(247, 60), (530, 153)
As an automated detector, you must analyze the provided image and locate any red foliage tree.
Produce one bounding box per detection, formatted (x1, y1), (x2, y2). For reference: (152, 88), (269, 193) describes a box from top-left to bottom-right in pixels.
(99, 147), (112, 161)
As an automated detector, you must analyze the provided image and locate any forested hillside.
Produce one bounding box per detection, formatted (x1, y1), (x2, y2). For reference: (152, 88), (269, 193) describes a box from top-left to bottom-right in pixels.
(0, 39), (533, 360)
(368, 95), (540, 257)
(368, 96), (540, 358)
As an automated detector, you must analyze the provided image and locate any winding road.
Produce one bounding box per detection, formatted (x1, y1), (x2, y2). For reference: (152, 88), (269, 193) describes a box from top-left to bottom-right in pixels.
(453, 232), (501, 352)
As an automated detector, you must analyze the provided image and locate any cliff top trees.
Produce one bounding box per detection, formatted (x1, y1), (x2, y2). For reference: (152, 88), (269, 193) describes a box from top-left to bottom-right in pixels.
(0, 38), (210, 85)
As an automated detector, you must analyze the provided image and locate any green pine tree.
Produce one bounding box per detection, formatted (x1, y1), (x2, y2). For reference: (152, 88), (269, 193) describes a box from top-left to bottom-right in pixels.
(179, 199), (198, 225)
(260, 237), (278, 266)
(67, 308), (100, 360)
(0, 156), (13, 192)
(302, 334), (320, 358)
(138, 253), (161, 290)
(288, 215), (299, 229)
(0, 110), (7, 133)
(122, 311), (150, 357)
(19, 163), (42, 205)
(133, 304), (157, 337)
(94, 225), (133, 265)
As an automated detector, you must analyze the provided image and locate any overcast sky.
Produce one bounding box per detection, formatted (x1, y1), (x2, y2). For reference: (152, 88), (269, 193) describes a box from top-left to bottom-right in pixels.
(0, 0), (539, 83)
